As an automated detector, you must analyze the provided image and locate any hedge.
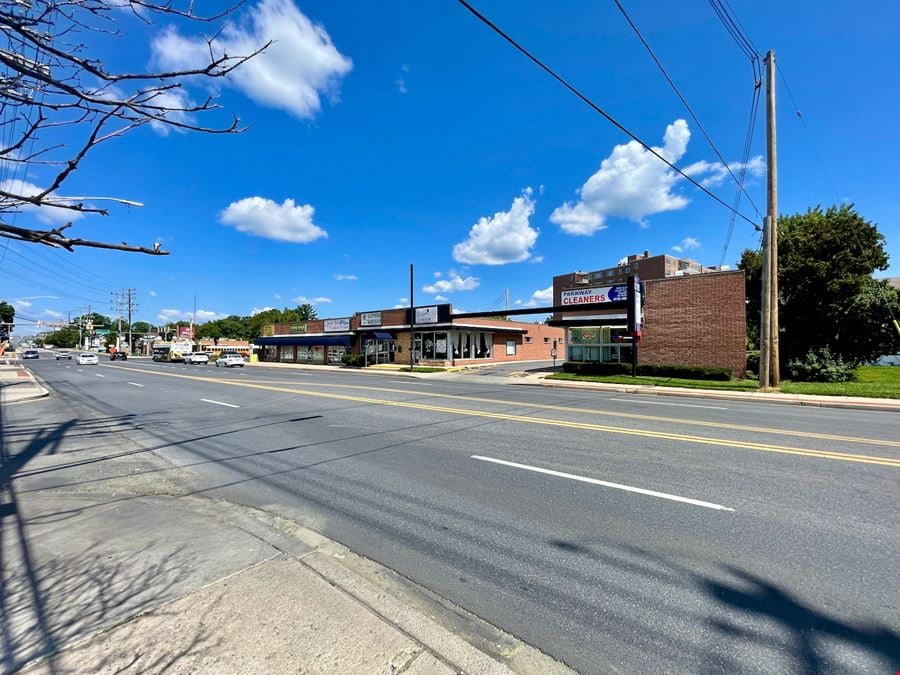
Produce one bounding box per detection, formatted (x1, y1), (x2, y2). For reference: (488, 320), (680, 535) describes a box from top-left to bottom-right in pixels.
(563, 361), (733, 381)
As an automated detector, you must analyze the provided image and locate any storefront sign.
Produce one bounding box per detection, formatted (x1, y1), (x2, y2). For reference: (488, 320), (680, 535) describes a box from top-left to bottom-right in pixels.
(415, 306), (438, 324)
(324, 318), (351, 332)
(288, 323), (308, 334)
(561, 285), (627, 305)
(178, 326), (194, 338)
(262, 325), (274, 337)
(360, 312), (382, 327)
(569, 327), (602, 344)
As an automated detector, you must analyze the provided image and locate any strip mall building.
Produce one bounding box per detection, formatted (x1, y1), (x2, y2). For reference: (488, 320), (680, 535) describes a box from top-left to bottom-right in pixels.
(257, 304), (564, 367)
(551, 251), (747, 377)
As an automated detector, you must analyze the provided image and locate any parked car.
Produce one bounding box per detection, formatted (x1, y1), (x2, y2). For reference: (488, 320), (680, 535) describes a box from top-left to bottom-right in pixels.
(185, 352), (209, 364)
(216, 354), (245, 368)
(76, 353), (99, 365)
(22, 349), (39, 359)
(109, 352), (128, 361)
(56, 351), (72, 360)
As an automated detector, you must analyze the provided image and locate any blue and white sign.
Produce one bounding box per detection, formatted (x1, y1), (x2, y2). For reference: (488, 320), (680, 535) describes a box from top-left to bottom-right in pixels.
(561, 285), (628, 306)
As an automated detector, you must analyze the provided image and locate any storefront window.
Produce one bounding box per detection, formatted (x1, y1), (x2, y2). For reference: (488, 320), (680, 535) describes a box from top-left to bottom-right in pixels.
(279, 346), (295, 362)
(264, 345), (277, 361)
(567, 325), (631, 363)
(506, 340), (516, 355)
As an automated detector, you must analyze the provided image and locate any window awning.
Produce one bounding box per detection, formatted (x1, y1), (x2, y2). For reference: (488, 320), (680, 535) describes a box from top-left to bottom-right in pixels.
(360, 331), (393, 340)
(256, 335), (352, 347)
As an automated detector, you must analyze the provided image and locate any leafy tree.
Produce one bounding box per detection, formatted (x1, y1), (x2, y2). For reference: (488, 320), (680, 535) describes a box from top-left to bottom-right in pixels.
(0, 1), (265, 254)
(131, 321), (153, 335)
(44, 329), (79, 349)
(0, 300), (14, 326)
(739, 205), (900, 369)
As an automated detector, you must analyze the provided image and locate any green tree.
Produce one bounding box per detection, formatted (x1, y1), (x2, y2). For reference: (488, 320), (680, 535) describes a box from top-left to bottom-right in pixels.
(131, 321), (153, 335)
(0, 300), (14, 326)
(739, 205), (900, 368)
(44, 329), (79, 349)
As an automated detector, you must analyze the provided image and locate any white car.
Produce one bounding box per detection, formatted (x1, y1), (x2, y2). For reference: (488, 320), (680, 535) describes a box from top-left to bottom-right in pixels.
(216, 354), (245, 368)
(185, 352), (209, 364)
(76, 352), (99, 365)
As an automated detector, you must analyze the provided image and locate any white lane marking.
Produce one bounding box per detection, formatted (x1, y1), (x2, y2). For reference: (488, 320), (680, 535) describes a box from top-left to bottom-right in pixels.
(95, 373), (105, 378)
(471, 455), (734, 512)
(201, 398), (240, 408)
(77, 369), (83, 372)
(127, 382), (144, 387)
(387, 379), (433, 385)
(610, 397), (727, 410)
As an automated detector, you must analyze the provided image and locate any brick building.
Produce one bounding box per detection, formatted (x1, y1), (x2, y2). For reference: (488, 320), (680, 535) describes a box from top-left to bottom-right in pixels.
(552, 252), (746, 377)
(256, 304), (564, 367)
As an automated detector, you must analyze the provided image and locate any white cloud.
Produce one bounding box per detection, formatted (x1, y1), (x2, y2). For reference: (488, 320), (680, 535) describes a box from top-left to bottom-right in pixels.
(433, 295), (449, 302)
(433, 272), (442, 279)
(13, 299), (32, 309)
(274, 293), (282, 300)
(422, 273), (479, 294)
(393, 297), (410, 309)
(220, 197), (327, 243)
(157, 308), (226, 322)
(523, 286), (553, 307)
(42, 310), (64, 319)
(149, 290), (158, 297)
(333, 274), (358, 281)
(152, 0), (352, 120)
(672, 236), (701, 253)
(1, 179), (85, 225)
(293, 295), (331, 305)
(683, 156), (765, 188)
(251, 306), (275, 315)
(147, 89), (194, 136)
(453, 188), (538, 265)
(530, 255), (544, 264)
(395, 78), (407, 94)
(551, 120), (692, 234)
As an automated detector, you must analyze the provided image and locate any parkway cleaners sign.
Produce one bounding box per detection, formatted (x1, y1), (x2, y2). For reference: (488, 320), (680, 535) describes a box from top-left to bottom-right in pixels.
(560, 285), (627, 305)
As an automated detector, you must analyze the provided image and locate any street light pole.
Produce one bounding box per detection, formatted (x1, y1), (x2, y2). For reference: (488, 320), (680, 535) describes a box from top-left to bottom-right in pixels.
(409, 263), (415, 372)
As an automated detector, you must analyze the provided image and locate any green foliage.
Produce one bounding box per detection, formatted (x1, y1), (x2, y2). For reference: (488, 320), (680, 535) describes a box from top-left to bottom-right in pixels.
(563, 361), (732, 380)
(739, 204), (900, 367)
(563, 362), (630, 376)
(780, 365), (900, 398)
(131, 321), (153, 334)
(746, 350), (760, 376)
(44, 329), (79, 348)
(197, 304), (322, 341)
(787, 347), (857, 383)
(341, 352), (365, 367)
(0, 300), (14, 326)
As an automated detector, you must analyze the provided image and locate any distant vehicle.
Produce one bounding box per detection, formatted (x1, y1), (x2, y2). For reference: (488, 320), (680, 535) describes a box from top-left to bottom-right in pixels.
(185, 352), (209, 364)
(76, 353), (99, 365)
(22, 350), (39, 359)
(109, 352), (128, 361)
(56, 351), (72, 360)
(216, 354), (245, 368)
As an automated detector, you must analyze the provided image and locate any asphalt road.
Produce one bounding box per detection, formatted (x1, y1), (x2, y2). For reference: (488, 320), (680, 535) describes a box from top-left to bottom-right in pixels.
(8, 357), (900, 673)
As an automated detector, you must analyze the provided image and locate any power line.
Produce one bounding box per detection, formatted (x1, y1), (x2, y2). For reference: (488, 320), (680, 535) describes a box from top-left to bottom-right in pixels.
(612, 0), (761, 218)
(708, 0), (759, 75)
(454, 0), (758, 229)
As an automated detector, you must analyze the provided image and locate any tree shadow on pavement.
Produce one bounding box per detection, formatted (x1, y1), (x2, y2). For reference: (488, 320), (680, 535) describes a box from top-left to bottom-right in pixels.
(0, 407), (215, 672)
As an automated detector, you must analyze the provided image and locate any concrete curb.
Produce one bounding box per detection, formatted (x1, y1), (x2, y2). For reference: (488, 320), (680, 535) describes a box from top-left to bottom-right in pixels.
(0, 365), (50, 404)
(513, 376), (900, 413)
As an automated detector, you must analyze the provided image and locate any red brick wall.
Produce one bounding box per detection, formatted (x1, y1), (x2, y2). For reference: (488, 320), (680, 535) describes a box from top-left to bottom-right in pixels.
(640, 271), (746, 377)
(482, 323), (564, 363)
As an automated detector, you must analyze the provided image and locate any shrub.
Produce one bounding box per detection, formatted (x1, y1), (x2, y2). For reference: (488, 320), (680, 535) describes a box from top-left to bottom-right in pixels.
(341, 352), (365, 368)
(563, 361), (630, 376)
(787, 347), (857, 382)
(746, 350), (760, 376)
(636, 364), (733, 381)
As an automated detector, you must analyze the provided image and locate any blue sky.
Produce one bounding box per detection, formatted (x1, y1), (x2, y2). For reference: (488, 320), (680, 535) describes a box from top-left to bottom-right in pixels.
(3, 0), (898, 333)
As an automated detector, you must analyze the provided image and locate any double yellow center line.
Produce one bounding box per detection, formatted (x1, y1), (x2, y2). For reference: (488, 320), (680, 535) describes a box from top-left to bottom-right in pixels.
(106, 365), (900, 468)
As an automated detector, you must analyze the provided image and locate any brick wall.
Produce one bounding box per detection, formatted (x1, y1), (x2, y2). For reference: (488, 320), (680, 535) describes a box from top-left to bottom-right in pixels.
(484, 323), (564, 363)
(640, 271), (746, 377)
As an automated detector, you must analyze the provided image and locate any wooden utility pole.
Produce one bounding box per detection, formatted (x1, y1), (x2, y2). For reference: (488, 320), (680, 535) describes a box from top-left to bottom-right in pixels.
(409, 264), (415, 372)
(765, 50), (780, 386)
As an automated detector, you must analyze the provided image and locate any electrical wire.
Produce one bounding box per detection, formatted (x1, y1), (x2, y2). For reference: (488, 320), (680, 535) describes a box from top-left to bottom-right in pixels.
(454, 0), (758, 228)
(612, 0), (761, 219)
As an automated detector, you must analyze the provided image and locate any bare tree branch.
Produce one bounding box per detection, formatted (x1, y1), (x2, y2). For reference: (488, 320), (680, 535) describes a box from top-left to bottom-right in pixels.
(0, 0), (265, 255)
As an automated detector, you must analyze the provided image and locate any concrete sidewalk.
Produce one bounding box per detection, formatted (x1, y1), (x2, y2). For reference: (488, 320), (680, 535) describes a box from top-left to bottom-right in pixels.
(3, 489), (568, 674)
(0, 362), (49, 404)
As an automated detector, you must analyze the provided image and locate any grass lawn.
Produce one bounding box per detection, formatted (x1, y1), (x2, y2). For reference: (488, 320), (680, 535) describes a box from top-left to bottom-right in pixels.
(546, 365), (900, 398)
(545, 372), (759, 391)
(779, 365), (900, 398)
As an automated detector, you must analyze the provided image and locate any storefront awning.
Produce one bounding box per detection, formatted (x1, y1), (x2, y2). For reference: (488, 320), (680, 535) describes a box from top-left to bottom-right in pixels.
(360, 331), (393, 340)
(256, 335), (352, 347)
